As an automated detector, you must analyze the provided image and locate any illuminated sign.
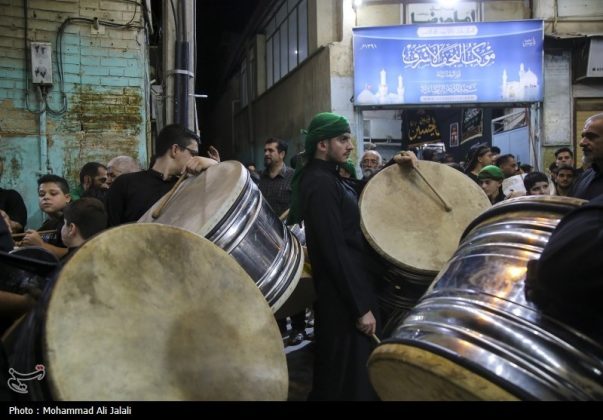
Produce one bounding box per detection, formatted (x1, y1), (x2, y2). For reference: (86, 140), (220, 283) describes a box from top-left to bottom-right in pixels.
(353, 20), (544, 106)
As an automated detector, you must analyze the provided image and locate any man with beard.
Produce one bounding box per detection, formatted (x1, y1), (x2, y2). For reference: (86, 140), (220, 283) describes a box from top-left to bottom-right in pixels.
(360, 150), (382, 181)
(78, 162), (109, 203)
(570, 113), (603, 200)
(258, 138), (307, 345)
(288, 112), (416, 400)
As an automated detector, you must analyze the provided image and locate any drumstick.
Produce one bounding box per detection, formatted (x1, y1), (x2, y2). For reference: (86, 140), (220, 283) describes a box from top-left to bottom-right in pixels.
(372, 334), (381, 345)
(279, 209), (290, 222)
(151, 174), (188, 219)
(11, 230), (56, 239)
(413, 167), (453, 212)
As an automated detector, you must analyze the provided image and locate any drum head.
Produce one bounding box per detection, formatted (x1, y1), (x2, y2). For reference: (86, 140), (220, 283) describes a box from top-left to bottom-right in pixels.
(44, 224), (288, 401)
(359, 161), (491, 275)
(138, 161), (247, 236)
(369, 343), (518, 401)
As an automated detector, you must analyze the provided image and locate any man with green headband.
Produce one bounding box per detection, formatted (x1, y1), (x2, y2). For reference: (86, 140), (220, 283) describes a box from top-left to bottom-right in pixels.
(288, 112), (415, 400)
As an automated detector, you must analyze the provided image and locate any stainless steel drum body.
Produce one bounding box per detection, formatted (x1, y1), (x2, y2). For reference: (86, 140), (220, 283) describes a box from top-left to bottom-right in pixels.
(358, 161), (491, 332)
(372, 196), (603, 400)
(139, 161), (303, 311)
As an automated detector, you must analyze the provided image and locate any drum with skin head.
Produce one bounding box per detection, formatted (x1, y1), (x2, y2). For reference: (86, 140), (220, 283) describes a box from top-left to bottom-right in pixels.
(3, 224), (288, 400)
(369, 196), (603, 401)
(359, 160), (491, 323)
(139, 161), (304, 313)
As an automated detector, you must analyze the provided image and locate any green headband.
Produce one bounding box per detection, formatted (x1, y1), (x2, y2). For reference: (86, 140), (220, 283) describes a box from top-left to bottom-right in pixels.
(287, 112), (351, 225)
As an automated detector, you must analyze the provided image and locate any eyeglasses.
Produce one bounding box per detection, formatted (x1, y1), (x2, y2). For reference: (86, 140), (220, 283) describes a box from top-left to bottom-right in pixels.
(178, 145), (199, 157)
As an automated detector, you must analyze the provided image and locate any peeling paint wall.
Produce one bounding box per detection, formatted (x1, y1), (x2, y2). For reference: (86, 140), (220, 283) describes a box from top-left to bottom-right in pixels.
(0, 0), (149, 228)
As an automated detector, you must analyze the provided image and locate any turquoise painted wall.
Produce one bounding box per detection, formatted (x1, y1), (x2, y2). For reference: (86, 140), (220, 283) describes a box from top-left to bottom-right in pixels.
(0, 0), (149, 228)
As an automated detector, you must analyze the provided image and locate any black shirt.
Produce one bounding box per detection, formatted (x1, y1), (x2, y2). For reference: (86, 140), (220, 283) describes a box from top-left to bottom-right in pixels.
(0, 188), (27, 228)
(0, 217), (13, 252)
(526, 193), (603, 341)
(39, 216), (65, 248)
(105, 169), (177, 226)
(569, 163), (603, 200)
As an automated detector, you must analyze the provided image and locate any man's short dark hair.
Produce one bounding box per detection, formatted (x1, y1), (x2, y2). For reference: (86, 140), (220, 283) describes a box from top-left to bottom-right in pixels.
(495, 154), (515, 167)
(557, 164), (576, 175)
(520, 163), (533, 174)
(265, 138), (288, 156)
(523, 171), (549, 192)
(79, 162), (107, 187)
(63, 197), (107, 240)
(155, 124), (201, 157)
(38, 174), (70, 194)
(490, 146), (501, 154)
(554, 147), (573, 158)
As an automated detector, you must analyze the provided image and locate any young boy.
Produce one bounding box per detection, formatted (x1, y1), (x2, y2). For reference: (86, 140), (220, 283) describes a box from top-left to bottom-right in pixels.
(60, 197), (107, 262)
(20, 175), (71, 258)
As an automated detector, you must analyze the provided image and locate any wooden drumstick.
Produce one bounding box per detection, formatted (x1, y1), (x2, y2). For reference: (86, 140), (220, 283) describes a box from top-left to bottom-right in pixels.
(151, 174), (188, 219)
(414, 166), (453, 212)
(372, 334), (381, 345)
(11, 230), (56, 239)
(279, 208), (290, 222)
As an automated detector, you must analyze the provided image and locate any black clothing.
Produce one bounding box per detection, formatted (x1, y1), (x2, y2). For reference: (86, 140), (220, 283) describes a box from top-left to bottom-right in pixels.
(105, 169), (177, 226)
(0, 217), (13, 252)
(81, 187), (107, 205)
(493, 189), (505, 204)
(0, 188), (27, 230)
(300, 159), (382, 401)
(569, 163), (603, 200)
(465, 171), (480, 184)
(525, 194), (603, 342)
(39, 216), (65, 248)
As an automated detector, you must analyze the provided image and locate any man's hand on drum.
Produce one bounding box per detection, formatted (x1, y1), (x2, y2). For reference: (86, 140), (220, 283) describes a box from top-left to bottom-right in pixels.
(19, 230), (44, 247)
(394, 150), (418, 168)
(356, 310), (377, 336)
(207, 145), (221, 162)
(183, 156), (219, 175)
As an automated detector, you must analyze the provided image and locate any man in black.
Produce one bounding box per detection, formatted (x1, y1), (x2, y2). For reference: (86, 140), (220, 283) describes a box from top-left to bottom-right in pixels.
(288, 112), (415, 400)
(0, 187), (27, 233)
(106, 124), (218, 226)
(570, 113), (603, 200)
(526, 193), (603, 343)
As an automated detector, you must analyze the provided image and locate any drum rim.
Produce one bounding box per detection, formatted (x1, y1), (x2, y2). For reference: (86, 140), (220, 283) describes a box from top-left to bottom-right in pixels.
(43, 223), (289, 401)
(359, 161), (490, 275)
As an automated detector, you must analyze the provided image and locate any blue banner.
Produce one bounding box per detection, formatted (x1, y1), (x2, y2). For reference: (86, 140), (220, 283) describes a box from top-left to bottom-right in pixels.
(353, 20), (543, 106)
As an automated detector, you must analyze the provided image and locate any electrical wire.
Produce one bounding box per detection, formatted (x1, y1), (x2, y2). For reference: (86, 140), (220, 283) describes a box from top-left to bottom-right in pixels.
(49, 2), (144, 115)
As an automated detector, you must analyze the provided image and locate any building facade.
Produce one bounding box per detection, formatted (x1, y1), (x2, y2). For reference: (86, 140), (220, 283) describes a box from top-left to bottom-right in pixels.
(205, 0), (603, 172)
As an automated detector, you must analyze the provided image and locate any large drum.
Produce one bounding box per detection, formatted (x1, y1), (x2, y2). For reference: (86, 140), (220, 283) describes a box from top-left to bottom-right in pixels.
(368, 196), (603, 400)
(139, 161), (304, 312)
(359, 161), (491, 323)
(3, 224), (288, 400)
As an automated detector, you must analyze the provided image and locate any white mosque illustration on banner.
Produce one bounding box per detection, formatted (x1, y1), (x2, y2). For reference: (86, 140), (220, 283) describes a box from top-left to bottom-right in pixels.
(357, 69), (405, 105)
(356, 64), (540, 105)
(501, 63), (539, 101)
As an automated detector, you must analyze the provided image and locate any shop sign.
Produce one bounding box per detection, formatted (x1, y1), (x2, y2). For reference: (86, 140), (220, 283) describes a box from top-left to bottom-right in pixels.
(353, 20), (543, 106)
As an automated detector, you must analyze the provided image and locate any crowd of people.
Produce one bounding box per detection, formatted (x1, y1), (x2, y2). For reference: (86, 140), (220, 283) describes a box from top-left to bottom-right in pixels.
(1, 112), (602, 401)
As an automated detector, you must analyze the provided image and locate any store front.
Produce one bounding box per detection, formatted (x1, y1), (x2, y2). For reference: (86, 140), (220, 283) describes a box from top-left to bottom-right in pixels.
(352, 20), (544, 167)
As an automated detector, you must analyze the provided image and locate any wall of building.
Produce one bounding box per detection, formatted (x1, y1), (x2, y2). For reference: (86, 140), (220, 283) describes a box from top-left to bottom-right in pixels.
(242, 48), (332, 168)
(0, 0), (148, 228)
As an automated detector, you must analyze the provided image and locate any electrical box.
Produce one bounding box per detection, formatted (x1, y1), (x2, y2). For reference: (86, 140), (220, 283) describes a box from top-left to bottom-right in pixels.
(30, 42), (53, 85)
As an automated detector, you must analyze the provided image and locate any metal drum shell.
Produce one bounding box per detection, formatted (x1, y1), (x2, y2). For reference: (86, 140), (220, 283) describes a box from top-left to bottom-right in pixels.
(139, 161), (304, 312)
(369, 195), (603, 401)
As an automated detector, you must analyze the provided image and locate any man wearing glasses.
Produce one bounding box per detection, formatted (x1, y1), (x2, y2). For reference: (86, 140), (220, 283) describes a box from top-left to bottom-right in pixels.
(105, 124), (218, 226)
